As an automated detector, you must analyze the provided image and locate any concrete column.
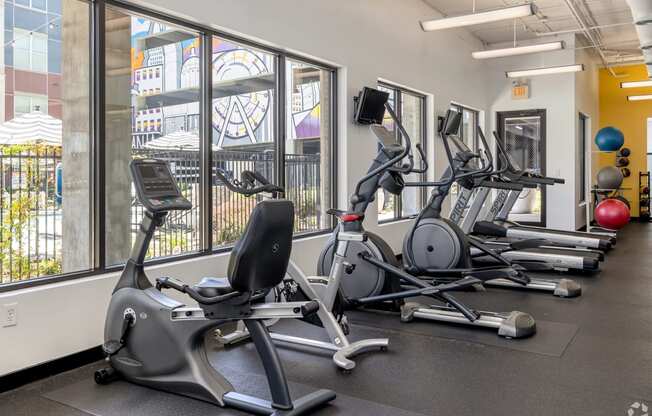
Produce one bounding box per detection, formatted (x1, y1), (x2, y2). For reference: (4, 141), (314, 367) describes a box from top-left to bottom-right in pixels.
(319, 70), (331, 228)
(61, 0), (91, 272)
(104, 9), (133, 265)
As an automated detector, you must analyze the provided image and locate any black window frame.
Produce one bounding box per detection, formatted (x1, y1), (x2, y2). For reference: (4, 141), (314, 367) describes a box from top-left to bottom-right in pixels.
(0, 0), (338, 292)
(377, 81), (427, 223)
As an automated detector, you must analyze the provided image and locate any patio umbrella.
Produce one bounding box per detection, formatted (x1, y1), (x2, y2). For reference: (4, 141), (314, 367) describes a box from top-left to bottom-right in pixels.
(142, 129), (201, 150)
(0, 110), (62, 146)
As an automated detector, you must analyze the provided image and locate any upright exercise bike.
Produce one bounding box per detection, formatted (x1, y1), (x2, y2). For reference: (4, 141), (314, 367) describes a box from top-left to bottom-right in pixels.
(318, 87), (537, 338)
(94, 159), (335, 415)
(212, 169), (390, 372)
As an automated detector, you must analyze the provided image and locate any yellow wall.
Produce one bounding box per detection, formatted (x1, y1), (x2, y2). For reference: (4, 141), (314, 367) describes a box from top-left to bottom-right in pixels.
(599, 64), (652, 217)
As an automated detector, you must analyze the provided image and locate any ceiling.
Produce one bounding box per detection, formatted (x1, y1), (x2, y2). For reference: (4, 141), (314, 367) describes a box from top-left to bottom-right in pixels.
(421, 0), (641, 64)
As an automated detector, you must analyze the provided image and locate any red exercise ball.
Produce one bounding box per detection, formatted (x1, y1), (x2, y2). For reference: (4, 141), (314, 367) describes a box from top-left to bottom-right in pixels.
(595, 198), (630, 230)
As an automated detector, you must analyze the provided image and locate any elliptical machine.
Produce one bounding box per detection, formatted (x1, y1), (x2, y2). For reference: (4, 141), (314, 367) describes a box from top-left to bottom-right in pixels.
(317, 87), (537, 338)
(95, 159), (335, 415)
(401, 118), (581, 298)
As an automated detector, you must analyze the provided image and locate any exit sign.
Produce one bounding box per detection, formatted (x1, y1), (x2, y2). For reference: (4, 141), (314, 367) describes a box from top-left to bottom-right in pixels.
(512, 81), (530, 100)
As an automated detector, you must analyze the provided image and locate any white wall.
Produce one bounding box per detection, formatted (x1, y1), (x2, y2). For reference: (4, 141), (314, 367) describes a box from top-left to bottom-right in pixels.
(486, 34), (579, 230)
(574, 44), (600, 229)
(0, 0), (492, 377)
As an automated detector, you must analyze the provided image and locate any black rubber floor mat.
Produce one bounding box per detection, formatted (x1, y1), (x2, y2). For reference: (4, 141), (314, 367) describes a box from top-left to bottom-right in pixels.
(344, 306), (579, 357)
(42, 367), (427, 416)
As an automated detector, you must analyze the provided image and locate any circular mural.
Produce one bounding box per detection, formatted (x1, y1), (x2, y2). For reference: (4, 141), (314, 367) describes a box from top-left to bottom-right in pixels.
(212, 49), (271, 141)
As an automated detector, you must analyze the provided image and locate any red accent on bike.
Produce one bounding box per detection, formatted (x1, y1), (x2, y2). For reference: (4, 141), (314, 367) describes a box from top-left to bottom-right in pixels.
(341, 214), (362, 222)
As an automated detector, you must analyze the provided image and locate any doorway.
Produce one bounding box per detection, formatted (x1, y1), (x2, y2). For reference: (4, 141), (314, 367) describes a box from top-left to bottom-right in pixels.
(497, 109), (547, 227)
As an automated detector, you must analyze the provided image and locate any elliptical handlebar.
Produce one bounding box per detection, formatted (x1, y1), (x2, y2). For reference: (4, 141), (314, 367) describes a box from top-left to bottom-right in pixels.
(352, 102), (412, 198)
(214, 168), (285, 197)
(492, 131), (565, 184)
(492, 131), (520, 175)
(411, 143), (428, 174)
(392, 142), (428, 175)
(437, 109), (493, 185)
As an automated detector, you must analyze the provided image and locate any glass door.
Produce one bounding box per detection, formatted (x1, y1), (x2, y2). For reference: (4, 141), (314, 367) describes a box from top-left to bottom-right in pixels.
(497, 110), (546, 226)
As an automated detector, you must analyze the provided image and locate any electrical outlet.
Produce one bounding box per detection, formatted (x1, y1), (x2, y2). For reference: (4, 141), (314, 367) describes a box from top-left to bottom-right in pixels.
(2, 303), (17, 327)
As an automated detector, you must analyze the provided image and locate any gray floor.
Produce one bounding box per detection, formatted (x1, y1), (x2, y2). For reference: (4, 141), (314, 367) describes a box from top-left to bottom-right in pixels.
(3, 223), (652, 415)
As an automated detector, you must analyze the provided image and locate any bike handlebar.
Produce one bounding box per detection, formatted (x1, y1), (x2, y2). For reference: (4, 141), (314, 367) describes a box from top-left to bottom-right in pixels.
(214, 169), (285, 196)
(156, 276), (242, 305)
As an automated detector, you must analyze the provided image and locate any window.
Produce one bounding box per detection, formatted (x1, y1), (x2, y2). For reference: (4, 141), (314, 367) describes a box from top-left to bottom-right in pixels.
(0, 0), (92, 284)
(451, 104), (479, 151)
(449, 104), (480, 203)
(211, 36), (276, 247)
(104, 9), (202, 265)
(14, 94), (48, 116)
(0, 1), (337, 289)
(377, 82), (426, 222)
(210, 39), (335, 248)
(400, 92), (425, 217)
(285, 59), (334, 233)
(13, 28), (48, 72)
(15, 0), (47, 11)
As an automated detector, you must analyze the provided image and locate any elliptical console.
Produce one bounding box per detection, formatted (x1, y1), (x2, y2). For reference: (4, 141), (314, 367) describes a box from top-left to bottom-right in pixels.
(130, 159), (192, 213)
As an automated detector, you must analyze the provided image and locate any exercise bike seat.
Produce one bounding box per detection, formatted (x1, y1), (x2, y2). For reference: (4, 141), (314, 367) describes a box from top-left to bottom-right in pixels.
(193, 277), (235, 297)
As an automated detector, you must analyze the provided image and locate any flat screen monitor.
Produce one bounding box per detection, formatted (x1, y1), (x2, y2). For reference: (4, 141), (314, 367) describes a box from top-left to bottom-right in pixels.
(354, 87), (389, 125)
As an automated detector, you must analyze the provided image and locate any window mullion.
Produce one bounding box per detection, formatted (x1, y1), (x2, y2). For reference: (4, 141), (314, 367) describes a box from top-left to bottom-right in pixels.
(276, 55), (286, 189)
(396, 89), (403, 220)
(93, 0), (106, 271)
(420, 96), (426, 210)
(200, 33), (212, 252)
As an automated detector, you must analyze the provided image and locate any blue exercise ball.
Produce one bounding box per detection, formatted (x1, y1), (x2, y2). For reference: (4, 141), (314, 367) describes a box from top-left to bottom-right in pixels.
(595, 127), (624, 151)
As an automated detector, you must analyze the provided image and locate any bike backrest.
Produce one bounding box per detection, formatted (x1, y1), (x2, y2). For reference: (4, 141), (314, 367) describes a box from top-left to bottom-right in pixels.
(227, 200), (294, 292)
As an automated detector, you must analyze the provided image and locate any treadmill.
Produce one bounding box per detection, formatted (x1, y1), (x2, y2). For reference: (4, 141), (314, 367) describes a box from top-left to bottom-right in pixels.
(447, 131), (603, 272)
(473, 132), (615, 252)
(452, 183), (603, 272)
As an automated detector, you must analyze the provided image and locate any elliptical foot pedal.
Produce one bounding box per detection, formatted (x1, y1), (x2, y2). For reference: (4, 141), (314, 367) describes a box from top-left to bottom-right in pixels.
(471, 283), (486, 292)
(506, 271), (530, 286)
(400, 302), (421, 322)
(497, 311), (536, 339)
(553, 278), (582, 298)
(102, 340), (122, 356)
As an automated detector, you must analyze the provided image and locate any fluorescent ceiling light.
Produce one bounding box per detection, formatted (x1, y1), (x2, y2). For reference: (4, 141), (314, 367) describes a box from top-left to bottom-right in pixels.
(421, 4), (534, 32)
(506, 64), (584, 78)
(621, 80), (652, 88)
(472, 41), (563, 59)
(627, 94), (652, 101)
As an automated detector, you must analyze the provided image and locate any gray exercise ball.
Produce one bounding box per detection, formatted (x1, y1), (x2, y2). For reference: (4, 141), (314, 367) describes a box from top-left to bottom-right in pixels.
(597, 166), (624, 190)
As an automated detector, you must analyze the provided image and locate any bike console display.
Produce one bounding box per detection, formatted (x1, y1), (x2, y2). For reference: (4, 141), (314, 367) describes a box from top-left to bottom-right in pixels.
(130, 159), (192, 213)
